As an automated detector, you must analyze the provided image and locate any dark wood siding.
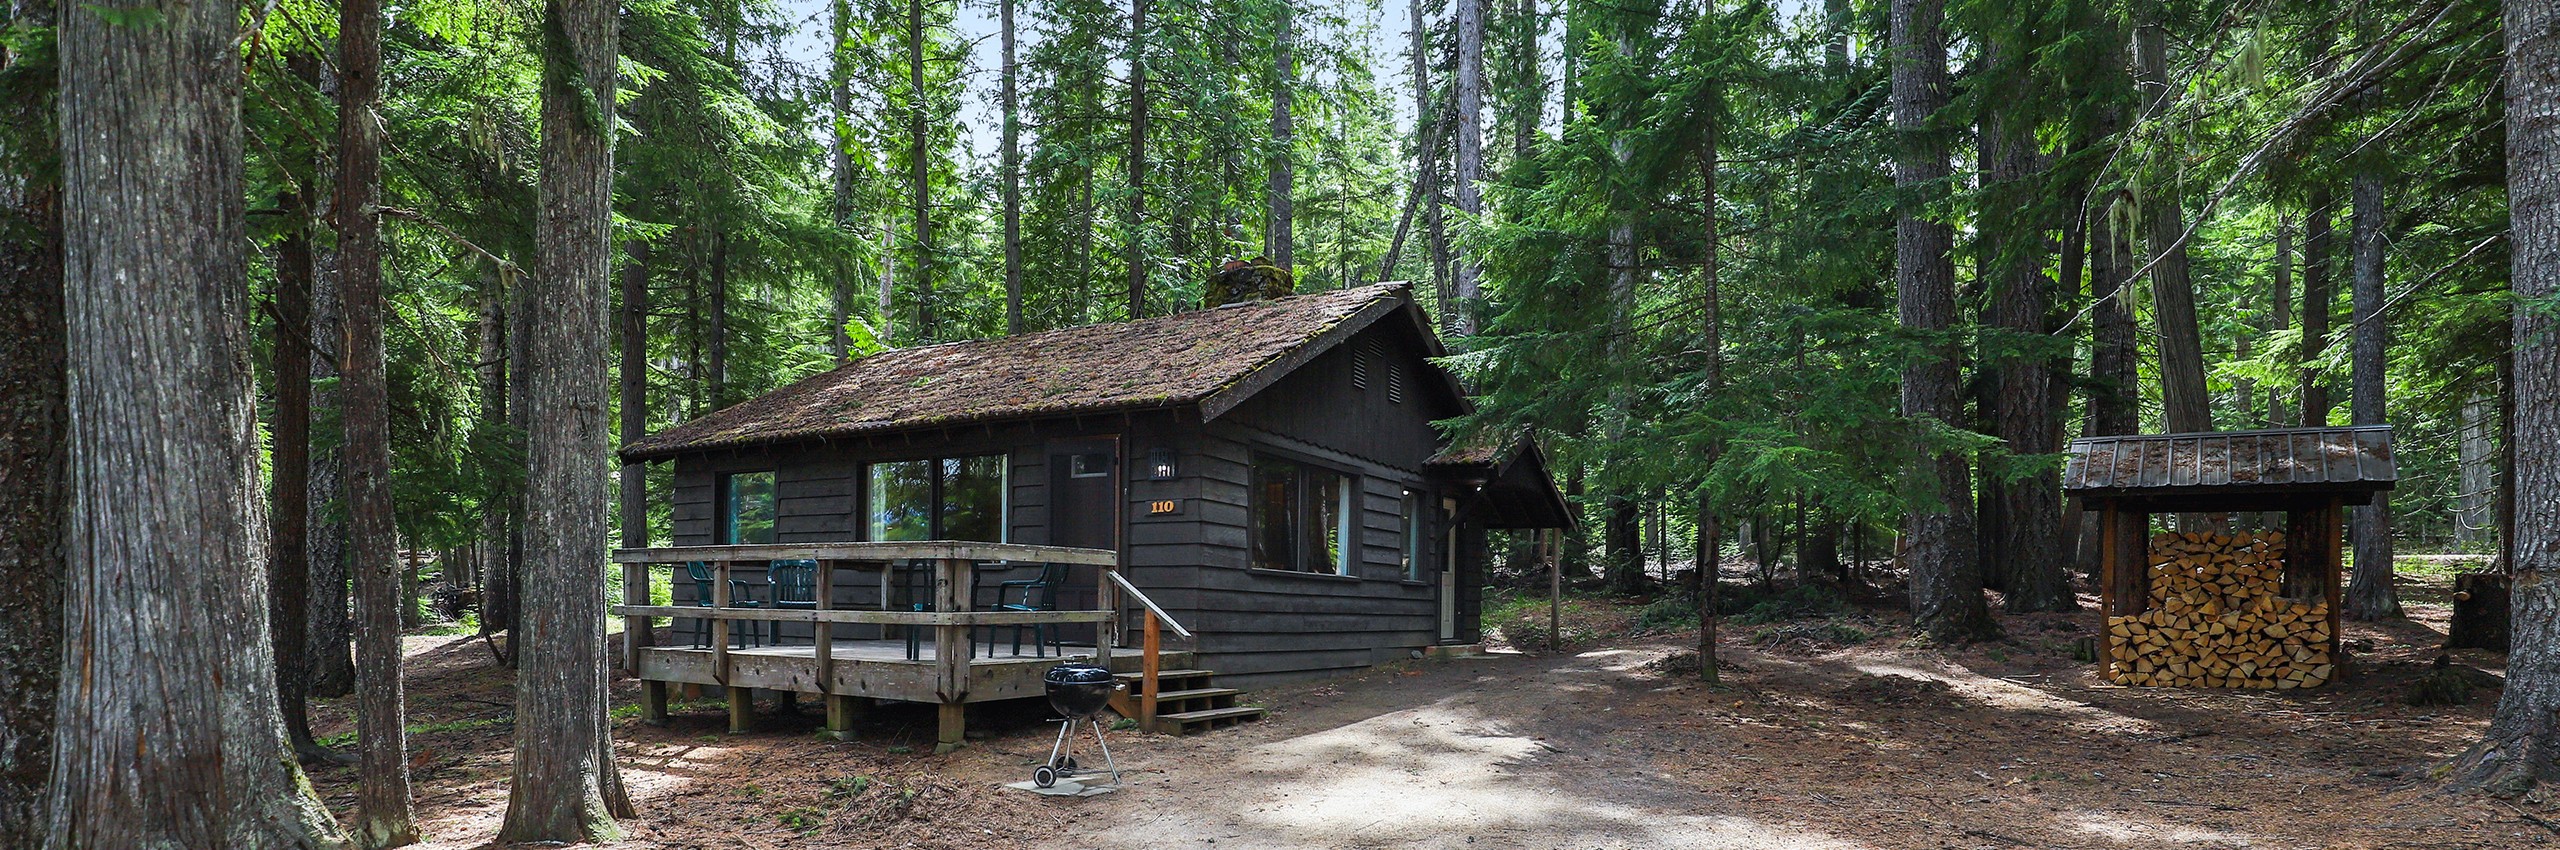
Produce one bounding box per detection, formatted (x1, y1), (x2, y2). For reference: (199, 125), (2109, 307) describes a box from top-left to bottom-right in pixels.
(650, 317), (1493, 691)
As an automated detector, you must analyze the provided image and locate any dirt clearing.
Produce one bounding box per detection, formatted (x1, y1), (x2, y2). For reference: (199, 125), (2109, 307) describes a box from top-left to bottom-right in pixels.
(312, 587), (2539, 850)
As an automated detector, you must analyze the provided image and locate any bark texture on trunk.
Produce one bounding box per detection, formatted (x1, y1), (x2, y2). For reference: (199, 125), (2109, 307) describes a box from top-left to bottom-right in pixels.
(1451, 0), (1485, 334)
(2346, 170), (2400, 620)
(51, 0), (349, 840)
(1977, 46), (2071, 613)
(475, 271), (516, 661)
(2131, 7), (2210, 435)
(2270, 218), (2293, 426)
(308, 210), (355, 696)
(621, 240), (651, 558)
(0, 0), (63, 835)
(2300, 191), (2336, 426)
(337, 0), (419, 836)
(1001, 0), (1024, 331)
(1268, 0), (1294, 271)
(1891, 0), (1992, 641)
(828, 0), (857, 358)
(1125, 0), (1149, 320)
(906, 0), (935, 339)
(498, 0), (633, 838)
(2453, 0), (2559, 796)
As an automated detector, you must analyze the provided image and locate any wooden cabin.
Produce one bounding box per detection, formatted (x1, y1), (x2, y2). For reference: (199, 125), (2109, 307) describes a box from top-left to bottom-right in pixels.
(617, 282), (1570, 719)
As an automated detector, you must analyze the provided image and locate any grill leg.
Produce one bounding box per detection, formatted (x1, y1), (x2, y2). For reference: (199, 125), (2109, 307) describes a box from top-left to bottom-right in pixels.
(1089, 717), (1120, 786)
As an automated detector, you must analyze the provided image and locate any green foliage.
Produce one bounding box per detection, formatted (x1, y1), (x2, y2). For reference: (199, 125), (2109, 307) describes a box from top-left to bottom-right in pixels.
(1632, 596), (1699, 632)
(1725, 584), (1844, 625)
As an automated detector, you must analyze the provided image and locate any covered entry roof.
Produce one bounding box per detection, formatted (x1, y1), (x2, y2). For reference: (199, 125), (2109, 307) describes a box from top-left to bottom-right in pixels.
(2062, 425), (2396, 503)
(1429, 433), (1574, 530)
(622, 283), (1453, 460)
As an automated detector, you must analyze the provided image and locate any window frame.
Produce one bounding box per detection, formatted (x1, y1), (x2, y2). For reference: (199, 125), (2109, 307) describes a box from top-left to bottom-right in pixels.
(717, 469), (778, 545)
(862, 452), (1012, 543)
(1247, 449), (1359, 578)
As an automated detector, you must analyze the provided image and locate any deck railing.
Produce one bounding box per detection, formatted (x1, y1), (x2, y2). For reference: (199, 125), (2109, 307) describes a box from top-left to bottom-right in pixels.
(609, 541), (1126, 749)
(1105, 569), (1192, 732)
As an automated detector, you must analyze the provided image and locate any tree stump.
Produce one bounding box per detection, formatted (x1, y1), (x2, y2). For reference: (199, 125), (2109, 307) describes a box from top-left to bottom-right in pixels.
(2447, 572), (2511, 652)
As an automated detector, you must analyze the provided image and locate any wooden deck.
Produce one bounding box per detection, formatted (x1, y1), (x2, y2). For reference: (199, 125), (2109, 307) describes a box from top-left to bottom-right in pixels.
(613, 540), (1158, 752)
(634, 639), (1101, 705)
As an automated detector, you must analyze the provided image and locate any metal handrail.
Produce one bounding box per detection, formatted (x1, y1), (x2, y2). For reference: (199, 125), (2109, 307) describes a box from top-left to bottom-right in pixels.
(1106, 569), (1191, 639)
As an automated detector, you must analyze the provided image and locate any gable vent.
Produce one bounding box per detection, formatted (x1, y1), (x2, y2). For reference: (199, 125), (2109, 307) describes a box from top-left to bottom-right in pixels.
(1352, 343), (1373, 390)
(1387, 357), (1406, 404)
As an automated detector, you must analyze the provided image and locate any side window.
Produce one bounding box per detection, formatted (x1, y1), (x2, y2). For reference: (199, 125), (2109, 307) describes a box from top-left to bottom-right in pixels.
(719, 470), (776, 544)
(1249, 451), (1355, 576)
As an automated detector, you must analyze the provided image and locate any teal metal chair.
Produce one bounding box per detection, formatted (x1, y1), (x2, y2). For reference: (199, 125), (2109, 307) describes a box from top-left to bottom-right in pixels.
(983, 563), (1071, 658)
(684, 561), (765, 648)
(767, 559), (819, 645)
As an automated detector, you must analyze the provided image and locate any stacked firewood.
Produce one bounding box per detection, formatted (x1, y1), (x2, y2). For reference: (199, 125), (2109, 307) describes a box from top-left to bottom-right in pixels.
(2105, 530), (2335, 689)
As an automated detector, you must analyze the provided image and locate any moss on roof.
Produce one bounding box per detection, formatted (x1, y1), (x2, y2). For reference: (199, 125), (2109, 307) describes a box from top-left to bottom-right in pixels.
(622, 283), (1413, 459)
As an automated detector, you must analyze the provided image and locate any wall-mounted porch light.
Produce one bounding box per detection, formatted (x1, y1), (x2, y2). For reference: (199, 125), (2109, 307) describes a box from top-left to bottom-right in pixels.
(1147, 447), (1178, 481)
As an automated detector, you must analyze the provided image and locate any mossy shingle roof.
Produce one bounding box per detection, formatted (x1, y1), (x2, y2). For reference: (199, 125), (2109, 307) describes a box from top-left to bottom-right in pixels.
(622, 283), (1416, 459)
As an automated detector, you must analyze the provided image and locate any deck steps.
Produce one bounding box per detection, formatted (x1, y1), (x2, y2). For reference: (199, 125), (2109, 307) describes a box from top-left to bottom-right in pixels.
(1106, 668), (1269, 735)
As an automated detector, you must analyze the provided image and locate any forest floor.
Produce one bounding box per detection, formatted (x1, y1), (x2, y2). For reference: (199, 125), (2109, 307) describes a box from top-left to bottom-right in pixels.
(308, 559), (2543, 849)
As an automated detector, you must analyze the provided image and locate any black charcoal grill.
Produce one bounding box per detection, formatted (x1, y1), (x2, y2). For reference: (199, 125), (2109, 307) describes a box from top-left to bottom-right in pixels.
(1035, 663), (1124, 788)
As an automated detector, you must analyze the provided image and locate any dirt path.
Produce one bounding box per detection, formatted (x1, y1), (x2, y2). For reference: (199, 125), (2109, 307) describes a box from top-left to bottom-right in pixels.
(318, 593), (2545, 849)
(1041, 628), (2535, 850)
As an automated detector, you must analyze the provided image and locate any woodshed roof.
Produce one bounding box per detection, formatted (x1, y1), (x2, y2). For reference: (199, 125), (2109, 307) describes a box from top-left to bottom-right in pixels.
(622, 283), (1428, 460)
(2062, 426), (2397, 499)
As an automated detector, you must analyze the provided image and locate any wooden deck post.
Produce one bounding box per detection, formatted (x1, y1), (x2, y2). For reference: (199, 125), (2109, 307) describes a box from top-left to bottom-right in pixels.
(824, 695), (863, 741)
(642, 679), (669, 726)
(1095, 565), (1118, 669)
(933, 557), (970, 753)
(727, 686), (754, 734)
(712, 559), (733, 684)
(622, 559), (649, 676)
(814, 559), (836, 691)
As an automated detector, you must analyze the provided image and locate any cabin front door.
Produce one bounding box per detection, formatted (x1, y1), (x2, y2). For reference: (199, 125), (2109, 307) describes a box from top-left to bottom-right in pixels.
(1047, 439), (1119, 551)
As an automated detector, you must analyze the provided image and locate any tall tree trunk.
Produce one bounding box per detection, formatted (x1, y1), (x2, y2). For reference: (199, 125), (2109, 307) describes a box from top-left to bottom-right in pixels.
(498, 0), (634, 836)
(338, 0), (419, 833)
(0, 0), (63, 835)
(1691, 89), (1722, 682)
(829, 0), (857, 360)
(1451, 0), (1485, 335)
(1001, 0), (1024, 333)
(1824, 0), (1848, 78)
(1891, 0), (1992, 642)
(2270, 217), (2294, 426)
(475, 269), (516, 660)
(336, 0), (417, 834)
(1267, 0), (1294, 271)
(1412, 0), (1450, 325)
(2300, 191), (2336, 425)
(1978, 45), (2071, 613)
(1125, 0), (1149, 320)
(51, 0), (350, 838)
(707, 231), (727, 406)
(308, 183), (357, 699)
(2131, 4), (2209, 435)
(2452, 0), (2556, 794)
(1508, 0), (1539, 166)
(270, 75), (331, 760)
(907, 0), (936, 339)
(620, 240), (650, 551)
(2345, 171), (2401, 620)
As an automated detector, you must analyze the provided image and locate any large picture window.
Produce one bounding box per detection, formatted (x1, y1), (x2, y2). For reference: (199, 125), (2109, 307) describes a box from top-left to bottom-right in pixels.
(867, 454), (1009, 542)
(720, 471), (777, 544)
(1251, 454), (1355, 575)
